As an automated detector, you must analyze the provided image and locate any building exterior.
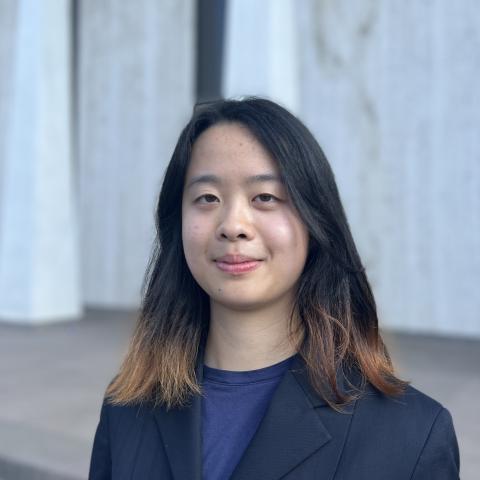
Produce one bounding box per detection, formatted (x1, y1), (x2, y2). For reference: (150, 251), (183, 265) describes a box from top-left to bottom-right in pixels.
(0, 0), (479, 337)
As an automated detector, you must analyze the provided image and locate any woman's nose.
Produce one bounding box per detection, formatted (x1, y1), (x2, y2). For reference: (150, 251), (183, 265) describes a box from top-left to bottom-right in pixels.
(215, 203), (255, 241)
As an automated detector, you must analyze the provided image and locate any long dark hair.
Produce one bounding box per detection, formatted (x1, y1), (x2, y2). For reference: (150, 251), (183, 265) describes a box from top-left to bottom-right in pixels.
(105, 96), (409, 411)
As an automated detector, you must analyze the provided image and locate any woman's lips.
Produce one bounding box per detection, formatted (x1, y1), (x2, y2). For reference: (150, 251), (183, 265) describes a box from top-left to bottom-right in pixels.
(215, 260), (262, 275)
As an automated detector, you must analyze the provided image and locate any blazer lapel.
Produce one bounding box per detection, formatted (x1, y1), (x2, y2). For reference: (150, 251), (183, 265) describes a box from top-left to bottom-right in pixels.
(230, 356), (358, 480)
(153, 345), (359, 480)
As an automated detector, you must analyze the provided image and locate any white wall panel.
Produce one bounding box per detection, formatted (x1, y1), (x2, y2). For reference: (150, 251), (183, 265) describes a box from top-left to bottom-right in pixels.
(297, 0), (480, 337)
(224, 0), (480, 337)
(0, 1), (18, 234)
(0, 0), (81, 323)
(224, 0), (300, 113)
(78, 0), (195, 307)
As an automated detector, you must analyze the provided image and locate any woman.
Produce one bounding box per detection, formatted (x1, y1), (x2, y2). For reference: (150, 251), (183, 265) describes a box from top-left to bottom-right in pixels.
(89, 97), (460, 479)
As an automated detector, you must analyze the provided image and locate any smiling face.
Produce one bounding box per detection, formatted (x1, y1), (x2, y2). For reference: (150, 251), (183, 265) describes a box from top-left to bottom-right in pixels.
(181, 122), (309, 312)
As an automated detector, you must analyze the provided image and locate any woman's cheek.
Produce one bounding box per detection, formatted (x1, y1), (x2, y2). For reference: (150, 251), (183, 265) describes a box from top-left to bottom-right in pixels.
(183, 220), (209, 261)
(263, 216), (298, 251)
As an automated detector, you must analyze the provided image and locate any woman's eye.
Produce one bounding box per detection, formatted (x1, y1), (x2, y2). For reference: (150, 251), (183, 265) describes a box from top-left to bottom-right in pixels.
(195, 194), (218, 203)
(194, 193), (279, 204)
(254, 193), (278, 203)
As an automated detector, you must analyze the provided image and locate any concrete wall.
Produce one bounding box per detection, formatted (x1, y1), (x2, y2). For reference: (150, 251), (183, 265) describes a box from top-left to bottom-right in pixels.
(1, 0), (478, 335)
(225, 0), (480, 337)
(0, 1), (17, 202)
(78, 0), (195, 308)
(224, 0), (300, 113)
(0, 0), (195, 322)
(78, 0), (194, 307)
(0, 0), (81, 324)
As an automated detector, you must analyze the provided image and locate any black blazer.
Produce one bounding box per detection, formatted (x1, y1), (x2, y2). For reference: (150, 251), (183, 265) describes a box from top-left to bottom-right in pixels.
(89, 349), (460, 479)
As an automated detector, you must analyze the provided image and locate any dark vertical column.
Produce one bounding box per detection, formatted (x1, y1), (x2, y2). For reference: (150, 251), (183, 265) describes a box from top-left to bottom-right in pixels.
(196, 0), (227, 102)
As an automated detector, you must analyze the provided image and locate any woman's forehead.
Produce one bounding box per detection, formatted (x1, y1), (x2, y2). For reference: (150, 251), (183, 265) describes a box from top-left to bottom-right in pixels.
(192, 123), (267, 157)
(187, 123), (280, 180)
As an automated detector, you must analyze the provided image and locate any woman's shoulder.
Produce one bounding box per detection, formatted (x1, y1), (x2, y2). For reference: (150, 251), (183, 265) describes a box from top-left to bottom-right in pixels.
(357, 381), (449, 424)
(354, 381), (458, 461)
(334, 380), (459, 478)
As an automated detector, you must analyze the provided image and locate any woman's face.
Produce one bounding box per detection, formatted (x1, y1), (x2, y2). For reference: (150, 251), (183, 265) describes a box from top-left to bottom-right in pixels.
(181, 122), (309, 312)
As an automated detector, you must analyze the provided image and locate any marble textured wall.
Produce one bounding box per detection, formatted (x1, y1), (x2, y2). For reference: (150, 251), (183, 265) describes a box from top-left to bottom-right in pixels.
(297, 1), (480, 336)
(0, 0), (81, 323)
(78, 0), (195, 307)
(0, 1), (16, 200)
(223, 0), (479, 336)
(224, 0), (300, 113)
(1, 0), (478, 334)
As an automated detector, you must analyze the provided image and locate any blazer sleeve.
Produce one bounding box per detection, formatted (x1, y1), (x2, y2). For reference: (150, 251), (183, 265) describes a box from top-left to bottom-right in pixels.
(88, 400), (112, 480)
(410, 407), (460, 480)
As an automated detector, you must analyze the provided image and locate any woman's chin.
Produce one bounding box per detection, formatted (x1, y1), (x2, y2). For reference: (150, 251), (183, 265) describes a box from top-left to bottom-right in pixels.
(209, 294), (267, 312)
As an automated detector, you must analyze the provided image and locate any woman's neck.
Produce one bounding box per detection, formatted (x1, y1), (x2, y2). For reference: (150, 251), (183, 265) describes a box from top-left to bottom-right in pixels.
(203, 300), (303, 371)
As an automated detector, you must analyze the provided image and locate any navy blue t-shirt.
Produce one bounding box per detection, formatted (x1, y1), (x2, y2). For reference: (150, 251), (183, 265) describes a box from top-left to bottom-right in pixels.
(201, 354), (296, 480)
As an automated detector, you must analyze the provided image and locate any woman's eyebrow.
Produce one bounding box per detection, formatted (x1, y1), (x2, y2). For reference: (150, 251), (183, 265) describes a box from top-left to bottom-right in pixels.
(185, 173), (284, 190)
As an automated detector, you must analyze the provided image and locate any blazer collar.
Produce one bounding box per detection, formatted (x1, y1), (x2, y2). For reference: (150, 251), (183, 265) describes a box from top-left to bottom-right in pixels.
(153, 344), (359, 480)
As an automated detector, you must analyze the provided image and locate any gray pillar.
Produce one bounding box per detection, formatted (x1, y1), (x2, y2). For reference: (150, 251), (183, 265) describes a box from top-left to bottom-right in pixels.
(78, 0), (195, 307)
(223, 0), (300, 113)
(297, 0), (480, 337)
(0, 0), (81, 323)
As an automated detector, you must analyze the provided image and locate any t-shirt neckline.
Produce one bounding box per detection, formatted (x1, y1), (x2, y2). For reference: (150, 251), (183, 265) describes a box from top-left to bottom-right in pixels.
(202, 353), (297, 385)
